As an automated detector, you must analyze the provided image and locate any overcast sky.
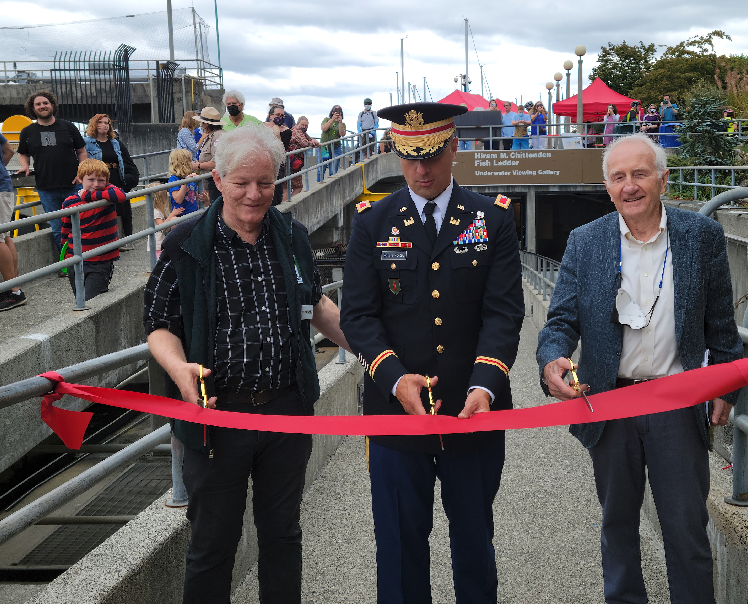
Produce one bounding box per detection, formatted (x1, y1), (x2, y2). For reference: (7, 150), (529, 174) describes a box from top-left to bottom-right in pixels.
(2, 0), (746, 137)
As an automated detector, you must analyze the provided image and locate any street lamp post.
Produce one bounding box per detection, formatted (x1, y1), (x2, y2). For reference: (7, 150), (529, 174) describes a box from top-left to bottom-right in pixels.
(454, 74), (471, 93)
(546, 82), (554, 150)
(575, 46), (586, 135)
(554, 72), (563, 142)
(564, 60), (573, 133)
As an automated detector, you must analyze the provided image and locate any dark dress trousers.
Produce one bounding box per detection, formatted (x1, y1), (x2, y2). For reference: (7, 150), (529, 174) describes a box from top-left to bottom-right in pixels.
(341, 183), (524, 603)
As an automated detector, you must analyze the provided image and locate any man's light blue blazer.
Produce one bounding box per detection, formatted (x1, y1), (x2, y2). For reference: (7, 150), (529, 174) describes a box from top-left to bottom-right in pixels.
(537, 207), (743, 449)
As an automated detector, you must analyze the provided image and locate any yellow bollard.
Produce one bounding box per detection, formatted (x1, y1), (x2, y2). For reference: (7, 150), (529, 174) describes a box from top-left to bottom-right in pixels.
(13, 187), (41, 238)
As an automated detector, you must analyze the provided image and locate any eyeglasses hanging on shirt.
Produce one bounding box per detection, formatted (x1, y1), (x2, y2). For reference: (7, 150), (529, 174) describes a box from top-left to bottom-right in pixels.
(610, 226), (669, 330)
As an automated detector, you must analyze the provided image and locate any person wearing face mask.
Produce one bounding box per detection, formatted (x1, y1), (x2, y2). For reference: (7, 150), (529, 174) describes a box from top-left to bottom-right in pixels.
(289, 116), (320, 196)
(319, 105), (347, 180)
(220, 90), (261, 131)
(265, 97), (296, 129)
(357, 98), (379, 159)
(641, 104), (661, 142)
(265, 105), (292, 204)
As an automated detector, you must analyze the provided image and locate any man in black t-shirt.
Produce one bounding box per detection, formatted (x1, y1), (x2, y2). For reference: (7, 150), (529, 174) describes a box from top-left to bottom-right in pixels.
(17, 91), (86, 253)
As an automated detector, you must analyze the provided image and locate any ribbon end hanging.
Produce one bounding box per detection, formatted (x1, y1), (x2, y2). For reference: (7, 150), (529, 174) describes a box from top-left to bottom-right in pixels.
(41, 399), (94, 450)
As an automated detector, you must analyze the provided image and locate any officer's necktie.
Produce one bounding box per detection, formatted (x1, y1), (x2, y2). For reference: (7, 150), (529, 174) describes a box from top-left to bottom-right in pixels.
(424, 201), (438, 247)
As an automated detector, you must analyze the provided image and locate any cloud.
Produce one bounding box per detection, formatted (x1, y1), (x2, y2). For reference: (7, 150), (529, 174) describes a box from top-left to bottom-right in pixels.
(2, 0), (746, 137)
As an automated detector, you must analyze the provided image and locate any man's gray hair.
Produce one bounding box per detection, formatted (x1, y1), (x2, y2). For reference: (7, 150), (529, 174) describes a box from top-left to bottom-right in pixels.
(222, 89), (245, 106)
(213, 125), (285, 178)
(602, 133), (668, 181)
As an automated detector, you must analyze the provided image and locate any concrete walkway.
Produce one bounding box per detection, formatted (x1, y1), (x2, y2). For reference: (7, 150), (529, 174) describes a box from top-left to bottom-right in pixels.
(232, 321), (672, 604)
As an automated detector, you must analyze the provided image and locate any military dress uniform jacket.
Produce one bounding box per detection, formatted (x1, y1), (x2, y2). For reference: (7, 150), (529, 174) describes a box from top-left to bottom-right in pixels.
(341, 184), (524, 453)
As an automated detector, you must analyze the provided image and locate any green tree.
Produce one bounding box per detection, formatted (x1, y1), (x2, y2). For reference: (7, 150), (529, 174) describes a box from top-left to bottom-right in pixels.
(589, 41), (657, 95)
(677, 82), (735, 165)
(629, 31), (731, 107)
(715, 54), (748, 117)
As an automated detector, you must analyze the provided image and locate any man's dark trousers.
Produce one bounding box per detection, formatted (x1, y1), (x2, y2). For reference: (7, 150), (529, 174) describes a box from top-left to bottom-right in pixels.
(369, 430), (506, 604)
(589, 407), (713, 604)
(182, 391), (313, 604)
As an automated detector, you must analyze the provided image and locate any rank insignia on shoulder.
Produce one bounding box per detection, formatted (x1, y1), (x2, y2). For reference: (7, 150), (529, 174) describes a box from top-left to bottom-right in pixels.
(357, 201), (372, 213)
(403, 217), (415, 226)
(494, 195), (511, 209)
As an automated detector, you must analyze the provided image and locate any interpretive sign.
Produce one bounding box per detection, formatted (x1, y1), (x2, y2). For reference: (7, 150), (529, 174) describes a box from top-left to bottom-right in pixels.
(452, 149), (605, 185)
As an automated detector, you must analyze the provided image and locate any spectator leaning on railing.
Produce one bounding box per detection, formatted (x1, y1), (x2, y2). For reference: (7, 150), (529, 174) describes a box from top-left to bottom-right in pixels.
(511, 102), (533, 150)
(501, 101), (517, 150)
(0, 131), (26, 311)
(16, 90), (87, 260)
(83, 113), (140, 248)
(289, 116), (320, 196)
(60, 159), (126, 302)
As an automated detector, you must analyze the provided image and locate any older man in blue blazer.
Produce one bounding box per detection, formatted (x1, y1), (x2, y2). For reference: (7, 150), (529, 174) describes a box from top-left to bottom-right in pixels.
(537, 133), (742, 604)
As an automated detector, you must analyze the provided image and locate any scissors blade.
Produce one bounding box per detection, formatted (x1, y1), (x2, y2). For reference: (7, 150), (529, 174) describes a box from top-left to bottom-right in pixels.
(580, 389), (593, 413)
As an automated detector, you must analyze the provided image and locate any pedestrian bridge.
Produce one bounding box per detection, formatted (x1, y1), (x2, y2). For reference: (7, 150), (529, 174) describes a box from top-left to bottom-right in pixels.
(2, 150), (748, 603)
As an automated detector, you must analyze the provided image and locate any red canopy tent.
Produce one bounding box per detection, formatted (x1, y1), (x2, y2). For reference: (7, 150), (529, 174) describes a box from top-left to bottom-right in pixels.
(552, 78), (639, 122)
(438, 90), (518, 113)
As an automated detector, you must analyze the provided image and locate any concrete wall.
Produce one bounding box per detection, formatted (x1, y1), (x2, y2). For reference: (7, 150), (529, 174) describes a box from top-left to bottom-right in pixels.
(0, 277), (148, 474)
(278, 152), (402, 237)
(25, 354), (364, 604)
(119, 125), (180, 182)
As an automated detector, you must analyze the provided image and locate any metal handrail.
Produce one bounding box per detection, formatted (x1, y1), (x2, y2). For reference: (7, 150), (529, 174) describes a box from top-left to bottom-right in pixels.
(0, 273), (345, 542)
(520, 250), (560, 301)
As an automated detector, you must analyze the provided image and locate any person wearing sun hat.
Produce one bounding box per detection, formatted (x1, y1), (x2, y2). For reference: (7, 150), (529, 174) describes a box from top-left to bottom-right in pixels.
(192, 107), (224, 204)
(340, 102), (524, 603)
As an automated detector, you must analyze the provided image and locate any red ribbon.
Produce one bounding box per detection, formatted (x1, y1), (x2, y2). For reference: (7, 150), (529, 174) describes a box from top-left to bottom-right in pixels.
(38, 359), (748, 451)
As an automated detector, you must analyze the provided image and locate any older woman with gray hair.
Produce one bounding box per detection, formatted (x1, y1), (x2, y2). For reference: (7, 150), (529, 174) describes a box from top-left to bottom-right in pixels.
(221, 89), (261, 131)
(143, 123), (349, 604)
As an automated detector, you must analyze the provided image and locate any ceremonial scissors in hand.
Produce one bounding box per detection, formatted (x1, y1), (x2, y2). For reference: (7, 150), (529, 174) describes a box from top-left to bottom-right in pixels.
(567, 358), (593, 413)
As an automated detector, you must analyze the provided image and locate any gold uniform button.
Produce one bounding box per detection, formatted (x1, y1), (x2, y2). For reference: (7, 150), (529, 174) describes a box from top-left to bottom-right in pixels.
(391, 263), (397, 270)
(472, 259), (478, 267)
(437, 345), (444, 353)
(432, 262), (440, 271)
(432, 290), (440, 299)
(434, 317), (442, 326)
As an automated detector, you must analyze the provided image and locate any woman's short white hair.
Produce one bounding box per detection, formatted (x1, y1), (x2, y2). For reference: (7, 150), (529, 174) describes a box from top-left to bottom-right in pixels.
(222, 89), (245, 106)
(602, 133), (668, 181)
(213, 125), (285, 178)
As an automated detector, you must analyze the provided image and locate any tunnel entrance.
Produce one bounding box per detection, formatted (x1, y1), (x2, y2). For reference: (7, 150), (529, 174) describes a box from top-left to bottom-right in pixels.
(534, 192), (615, 261)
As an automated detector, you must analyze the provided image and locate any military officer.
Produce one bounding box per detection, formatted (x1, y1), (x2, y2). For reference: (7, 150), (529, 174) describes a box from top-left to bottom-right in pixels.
(340, 102), (524, 604)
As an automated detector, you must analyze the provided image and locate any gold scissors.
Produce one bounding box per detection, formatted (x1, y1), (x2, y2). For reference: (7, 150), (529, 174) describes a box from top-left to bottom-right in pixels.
(426, 376), (436, 415)
(567, 358), (593, 413)
(199, 365), (208, 409)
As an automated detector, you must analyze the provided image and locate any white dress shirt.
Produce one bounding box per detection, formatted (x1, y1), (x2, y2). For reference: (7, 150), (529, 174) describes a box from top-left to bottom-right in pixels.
(407, 176), (454, 234)
(618, 204), (683, 379)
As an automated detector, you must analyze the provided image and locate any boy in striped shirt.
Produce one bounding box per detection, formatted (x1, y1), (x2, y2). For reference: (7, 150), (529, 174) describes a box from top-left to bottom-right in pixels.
(61, 159), (126, 301)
